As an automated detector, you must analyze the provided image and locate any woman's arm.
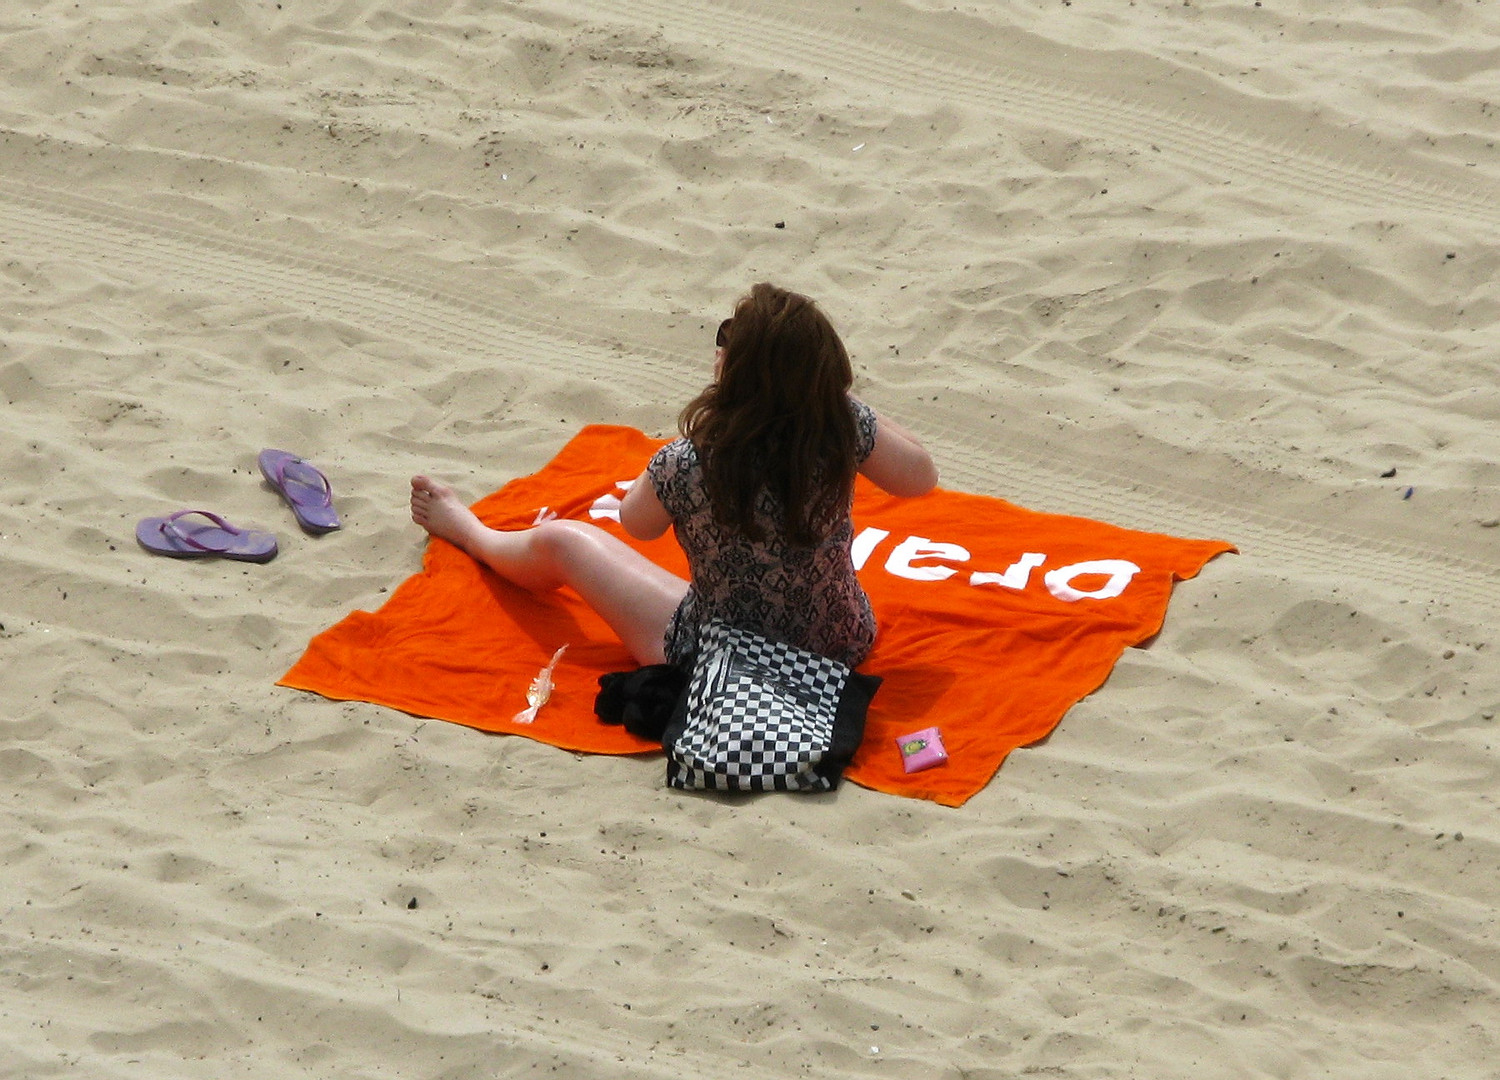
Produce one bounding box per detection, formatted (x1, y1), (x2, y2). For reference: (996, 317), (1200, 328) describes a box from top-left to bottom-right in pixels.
(619, 468), (674, 540)
(858, 408), (939, 497)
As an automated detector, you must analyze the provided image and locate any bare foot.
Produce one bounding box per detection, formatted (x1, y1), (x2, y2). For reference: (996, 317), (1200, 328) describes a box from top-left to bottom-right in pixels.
(410, 475), (485, 550)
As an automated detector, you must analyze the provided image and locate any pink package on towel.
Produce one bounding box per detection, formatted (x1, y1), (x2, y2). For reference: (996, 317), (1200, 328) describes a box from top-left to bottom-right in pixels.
(896, 726), (948, 773)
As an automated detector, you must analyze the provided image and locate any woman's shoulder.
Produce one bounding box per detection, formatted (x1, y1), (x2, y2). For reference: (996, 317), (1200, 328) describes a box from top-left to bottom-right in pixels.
(647, 436), (702, 508)
(648, 435), (698, 472)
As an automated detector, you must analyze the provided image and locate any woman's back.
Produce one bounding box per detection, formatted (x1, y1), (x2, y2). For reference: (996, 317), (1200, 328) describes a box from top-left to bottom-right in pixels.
(647, 398), (879, 666)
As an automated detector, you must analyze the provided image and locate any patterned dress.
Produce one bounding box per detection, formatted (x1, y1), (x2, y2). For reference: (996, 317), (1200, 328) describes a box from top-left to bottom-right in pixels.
(646, 398), (879, 668)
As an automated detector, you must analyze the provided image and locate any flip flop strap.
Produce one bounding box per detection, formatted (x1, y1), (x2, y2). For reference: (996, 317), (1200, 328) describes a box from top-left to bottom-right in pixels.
(276, 458), (334, 507)
(161, 510), (240, 554)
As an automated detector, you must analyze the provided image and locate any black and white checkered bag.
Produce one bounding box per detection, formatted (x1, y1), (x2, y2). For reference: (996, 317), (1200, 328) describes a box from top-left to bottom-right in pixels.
(664, 621), (880, 793)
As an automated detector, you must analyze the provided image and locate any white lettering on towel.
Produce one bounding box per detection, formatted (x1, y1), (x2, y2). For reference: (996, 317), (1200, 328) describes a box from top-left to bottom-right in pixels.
(885, 536), (972, 581)
(1043, 560), (1141, 602)
(851, 527), (890, 571)
(970, 552), (1048, 591)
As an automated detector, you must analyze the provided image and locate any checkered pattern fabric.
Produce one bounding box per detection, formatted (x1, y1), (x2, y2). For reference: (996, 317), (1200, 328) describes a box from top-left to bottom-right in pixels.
(668, 622), (851, 792)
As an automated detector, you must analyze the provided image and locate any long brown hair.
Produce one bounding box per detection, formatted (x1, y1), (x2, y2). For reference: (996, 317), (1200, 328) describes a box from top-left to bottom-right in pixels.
(679, 283), (859, 547)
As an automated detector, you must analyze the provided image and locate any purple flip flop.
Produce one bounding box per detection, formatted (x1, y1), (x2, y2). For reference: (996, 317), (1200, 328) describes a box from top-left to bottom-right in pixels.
(259, 449), (341, 533)
(136, 510), (279, 563)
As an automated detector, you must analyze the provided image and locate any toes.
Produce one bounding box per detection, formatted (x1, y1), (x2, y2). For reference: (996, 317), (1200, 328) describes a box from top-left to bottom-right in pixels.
(411, 475), (451, 501)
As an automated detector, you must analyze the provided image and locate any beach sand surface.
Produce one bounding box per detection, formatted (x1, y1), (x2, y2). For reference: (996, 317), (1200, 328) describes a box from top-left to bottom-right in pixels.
(1, 0), (1497, 1076)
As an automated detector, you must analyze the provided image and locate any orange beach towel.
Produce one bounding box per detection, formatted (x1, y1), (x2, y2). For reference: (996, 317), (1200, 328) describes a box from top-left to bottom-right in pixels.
(280, 425), (1234, 806)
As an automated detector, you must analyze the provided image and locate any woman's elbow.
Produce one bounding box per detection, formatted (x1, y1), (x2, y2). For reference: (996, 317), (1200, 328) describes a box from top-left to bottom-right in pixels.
(900, 458), (940, 498)
(918, 459), (940, 495)
(619, 509), (669, 541)
(619, 499), (672, 540)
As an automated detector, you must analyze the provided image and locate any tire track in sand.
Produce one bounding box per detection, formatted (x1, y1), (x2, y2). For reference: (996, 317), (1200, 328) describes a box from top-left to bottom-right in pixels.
(0, 177), (687, 412)
(1, 177), (1495, 616)
(586, 0), (1500, 229)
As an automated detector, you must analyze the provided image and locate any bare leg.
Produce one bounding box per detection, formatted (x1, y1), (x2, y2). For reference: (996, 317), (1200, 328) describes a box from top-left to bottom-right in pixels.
(411, 475), (687, 665)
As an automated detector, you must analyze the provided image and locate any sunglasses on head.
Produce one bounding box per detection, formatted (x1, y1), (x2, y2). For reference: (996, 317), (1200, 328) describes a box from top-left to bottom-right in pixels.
(715, 318), (732, 349)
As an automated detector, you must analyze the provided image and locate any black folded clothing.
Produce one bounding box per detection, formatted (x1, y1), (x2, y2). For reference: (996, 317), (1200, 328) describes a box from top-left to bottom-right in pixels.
(594, 664), (689, 744)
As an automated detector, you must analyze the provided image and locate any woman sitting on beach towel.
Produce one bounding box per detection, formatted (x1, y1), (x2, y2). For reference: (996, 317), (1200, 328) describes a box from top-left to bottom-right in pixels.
(409, 282), (938, 667)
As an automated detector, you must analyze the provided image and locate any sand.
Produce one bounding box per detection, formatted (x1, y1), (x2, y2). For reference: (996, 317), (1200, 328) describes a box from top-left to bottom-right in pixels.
(2, 0), (1497, 1076)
